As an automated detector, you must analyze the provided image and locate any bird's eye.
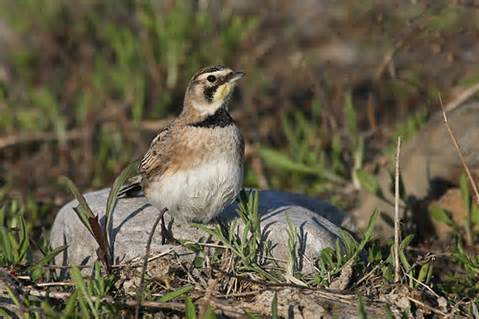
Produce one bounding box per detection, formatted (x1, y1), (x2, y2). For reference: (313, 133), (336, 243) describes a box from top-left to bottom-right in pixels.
(207, 75), (216, 83)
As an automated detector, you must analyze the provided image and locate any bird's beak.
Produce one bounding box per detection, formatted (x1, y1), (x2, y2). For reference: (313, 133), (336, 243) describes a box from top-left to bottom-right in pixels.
(227, 71), (246, 83)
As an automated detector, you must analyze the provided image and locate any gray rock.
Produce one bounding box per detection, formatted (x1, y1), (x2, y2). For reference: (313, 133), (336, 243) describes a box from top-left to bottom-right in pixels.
(354, 102), (479, 235)
(50, 189), (351, 274)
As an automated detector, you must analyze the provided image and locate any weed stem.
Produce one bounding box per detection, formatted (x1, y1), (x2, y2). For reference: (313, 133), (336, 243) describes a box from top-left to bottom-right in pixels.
(394, 136), (401, 283)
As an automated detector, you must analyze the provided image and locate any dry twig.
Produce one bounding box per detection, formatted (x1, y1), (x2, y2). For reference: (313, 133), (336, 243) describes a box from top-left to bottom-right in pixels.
(128, 248), (175, 266)
(135, 208), (168, 319)
(34, 282), (74, 288)
(24, 287), (187, 313)
(394, 137), (401, 283)
(439, 94), (479, 245)
(0, 128), (87, 150)
(18, 283), (252, 318)
(27, 285), (251, 317)
(444, 82), (479, 112)
(407, 296), (448, 317)
(403, 272), (441, 300)
(0, 118), (172, 151)
(199, 278), (220, 317)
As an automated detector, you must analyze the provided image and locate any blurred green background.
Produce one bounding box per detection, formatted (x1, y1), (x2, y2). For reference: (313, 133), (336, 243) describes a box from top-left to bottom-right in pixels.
(1, 0), (479, 235)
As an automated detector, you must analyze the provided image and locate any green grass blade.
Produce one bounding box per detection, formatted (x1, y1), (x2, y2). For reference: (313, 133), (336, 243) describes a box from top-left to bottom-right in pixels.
(385, 305), (394, 319)
(158, 285), (193, 302)
(62, 290), (79, 318)
(356, 170), (383, 198)
(29, 245), (68, 281)
(0, 307), (12, 317)
(416, 263), (431, 286)
(41, 300), (58, 317)
(259, 148), (345, 183)
(61, 177), (95, 218)
(399, 234), (414, 273)
(104, 161), (138, 235)
(37, 245), (68, 265)
(245, 310), (260, 319)
(5, 287), (21, 308)
(357, 294), (368, 319)
(0, 227), (13, 264)
(193, 224), (230, 245)
(460, 174), (471, 212)
(357, 210), (378, 253)
(203, 305), (217, 319)
(61, 176), (95, 235)
(429, 205), (453, 226)
(17, 215), (29, 262)
(185, 297), (197, 319)
(344, 92), (359, 142)
(70, 266), (94, 312)
(339, 230), (357, 257)
(271, 291), (278, 319)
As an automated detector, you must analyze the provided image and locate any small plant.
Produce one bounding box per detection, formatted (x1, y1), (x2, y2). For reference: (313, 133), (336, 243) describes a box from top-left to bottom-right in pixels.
(0, 202), (66, 282)
(1, 262), (119, 318)
(68, 263), (118, 318)
(436, 239), (479, 300)
(454, 241), (479, 276)
(459, 174), (479, 239)
(286, 215), (299, 277)
(0, 212), (30, 267)
(62, 161), (137, 273)
(259, 93), (366, 197)
(313, 210), (378, 287)
(194, 190), (280, 282)
(344, 93), (365, 190)
(390, 234), (432, 287)
(429, 173), (479, 242)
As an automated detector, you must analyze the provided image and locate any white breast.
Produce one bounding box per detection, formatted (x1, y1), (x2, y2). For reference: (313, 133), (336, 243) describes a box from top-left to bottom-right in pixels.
(146, 156), (243, 223)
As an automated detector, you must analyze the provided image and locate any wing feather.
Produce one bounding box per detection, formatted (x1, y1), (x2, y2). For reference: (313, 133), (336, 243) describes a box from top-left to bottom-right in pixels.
(139, 127), (171, 177)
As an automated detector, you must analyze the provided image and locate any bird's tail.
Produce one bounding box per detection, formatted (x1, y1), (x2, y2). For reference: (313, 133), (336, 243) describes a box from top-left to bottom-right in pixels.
(118, 175), (144, 198)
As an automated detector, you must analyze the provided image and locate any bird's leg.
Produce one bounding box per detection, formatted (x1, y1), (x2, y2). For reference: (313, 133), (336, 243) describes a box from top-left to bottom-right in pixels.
(160, 213), (167, 245)
(160, 213), (177, 245)
(214, 216), (230, 238)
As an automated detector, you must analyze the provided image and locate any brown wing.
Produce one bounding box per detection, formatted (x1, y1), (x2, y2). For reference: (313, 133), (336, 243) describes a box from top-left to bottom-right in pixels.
(118, 175), (143, 197)
(139, 126), (172, 179)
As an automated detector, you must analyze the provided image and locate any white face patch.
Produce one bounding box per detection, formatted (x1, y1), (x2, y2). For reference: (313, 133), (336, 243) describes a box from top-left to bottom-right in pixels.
(191, 86), (225, 115)
(191, 68), (235, 115)
(193, 101), (223, 115)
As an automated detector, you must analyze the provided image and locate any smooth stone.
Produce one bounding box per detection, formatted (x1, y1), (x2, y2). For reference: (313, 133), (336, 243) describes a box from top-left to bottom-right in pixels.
(354, 102), (479, 235)
(50, 188), (352, 274)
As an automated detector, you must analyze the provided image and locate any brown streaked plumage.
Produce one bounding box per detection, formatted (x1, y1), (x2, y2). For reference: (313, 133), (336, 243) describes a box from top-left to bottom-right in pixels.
(122, 65), (245, 224)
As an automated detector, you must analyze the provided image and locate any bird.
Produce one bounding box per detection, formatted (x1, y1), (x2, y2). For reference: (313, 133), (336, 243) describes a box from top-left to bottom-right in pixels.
(121, 65), (245, 224)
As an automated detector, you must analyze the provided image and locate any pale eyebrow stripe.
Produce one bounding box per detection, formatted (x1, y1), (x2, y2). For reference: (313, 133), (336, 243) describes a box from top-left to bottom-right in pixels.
(193, 65), (226, 80)
(196, 70), (230, 81)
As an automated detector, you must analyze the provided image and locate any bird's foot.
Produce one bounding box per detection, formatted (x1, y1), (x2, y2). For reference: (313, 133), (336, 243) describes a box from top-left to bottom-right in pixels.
(160, 214), (178, 245)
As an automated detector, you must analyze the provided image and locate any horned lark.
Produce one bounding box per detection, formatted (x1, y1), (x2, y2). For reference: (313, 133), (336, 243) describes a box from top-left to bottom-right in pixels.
(122, 65), (245, 224)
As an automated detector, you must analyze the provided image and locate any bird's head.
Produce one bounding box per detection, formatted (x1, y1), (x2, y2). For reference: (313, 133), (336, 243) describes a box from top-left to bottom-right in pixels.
(183, 65), (245, 116)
